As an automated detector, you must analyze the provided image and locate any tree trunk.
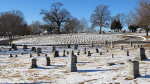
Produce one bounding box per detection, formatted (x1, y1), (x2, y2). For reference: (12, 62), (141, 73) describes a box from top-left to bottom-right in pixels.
(99, 26), (102, 34)
(146, 30), (149, 36)
(56, 23), (61, 34)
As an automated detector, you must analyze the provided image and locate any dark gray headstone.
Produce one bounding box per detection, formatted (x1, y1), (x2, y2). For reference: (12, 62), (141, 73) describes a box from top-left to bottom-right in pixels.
(46, 57), (51, 66)
(37, 48), (42, 54)
(11, 44), (17, 50)
(84, 48), (87, 54)
(54, 50), (59, 57)
(21, 53), (24, 55)
(52, 46), (56, 52)
(96, 48), (99, 53)
(72, 51), (77, 63)
(9, 54), (13, 58)
(112, 54), (114, 58)
(74, 44), (78, 50)
(67, 51), (69, 55)
(130, 41), (133, 47)
(100, 52), (102, 55)
(70, 62), (77, 72)
(139, 48), (147, 60)
(68, 51), (77, 72)
(91, 42), (94, 47)
(77, 50), (80, 55)
(9, 48), (12, 51)
(105, 40), (108, 46)
(23, 45), (28, 50)
(15, 55), (18, 57)
(63, 50), (66, 57)
(121, 45), (124, 50)
(87, 51), (91, 56)
(37, 53), (40, 56)
(106, 49), (109, 52)
(31, 47), (36, 52)
(45, 54), (48, 57)
(127, 50), (129, 56)
(67, 44), (71, 48)
(30, 53), (32, 58)
(31, 58), (38, 68)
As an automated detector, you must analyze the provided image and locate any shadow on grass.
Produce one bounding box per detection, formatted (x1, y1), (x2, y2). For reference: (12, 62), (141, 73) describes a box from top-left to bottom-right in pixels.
(50, 64), (65, 67)
(36, 64), (65, 69)
(58, 56), (68, 58)
(36, 67), (52, 69)
(25, 81), (52, 84)
(143, 59), (150, 61)
(139, 75), (150, 78)
(77, 62), (91, 64)
(54, 56), (68, 58)
(77, 69), (111, 72)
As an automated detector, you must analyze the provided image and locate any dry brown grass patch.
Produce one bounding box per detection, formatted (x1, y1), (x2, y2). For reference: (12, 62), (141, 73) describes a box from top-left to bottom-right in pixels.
(144, 36), (150, 39)
(10, 74), (21, 78)
(37, 76), (51, 80)
(143, 44), (150, 47)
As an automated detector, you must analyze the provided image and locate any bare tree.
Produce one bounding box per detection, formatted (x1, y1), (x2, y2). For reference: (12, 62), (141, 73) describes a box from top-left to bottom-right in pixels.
(64, 18), (80, 33)
(91, 4), (111, 34)
(78, 18), (88, 33)
(125, 12), (138, 27)
(136, 0), (150, 36)
(41, 2), (71, 34)
(0, 10), (29, 35)
(63, 18), (90, 33)
(30, 21), (44, 34)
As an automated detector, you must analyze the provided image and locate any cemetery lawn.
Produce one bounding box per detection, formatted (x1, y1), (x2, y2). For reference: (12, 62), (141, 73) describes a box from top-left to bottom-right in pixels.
(0, 33), (150, 84)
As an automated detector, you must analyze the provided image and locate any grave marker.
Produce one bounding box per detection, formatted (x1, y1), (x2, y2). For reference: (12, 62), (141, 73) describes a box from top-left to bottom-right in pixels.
(138, 48), (147, 60)
(9, 54), (13, 58)
(67, 51), (77, 72)
(127, 50), (129, 56)
(23, 45), (28, 50)
(84, 48), (87, 54)
(52, 46), (56, 52)
(127, 60), (140, 79)
(63, 50), (66, 57)
(54, 50), (59, 57)
(46, 57), (51, 66)
(31, 47), (36, 52)
(31, 58), (38, 68)
(87, 51), (91, 56)
(11, 44), (17, 50)
(96, 48), (99, 53)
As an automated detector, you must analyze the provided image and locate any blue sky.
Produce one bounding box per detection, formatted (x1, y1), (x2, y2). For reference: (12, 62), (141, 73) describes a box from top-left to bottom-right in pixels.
(0, 0), (139, 24)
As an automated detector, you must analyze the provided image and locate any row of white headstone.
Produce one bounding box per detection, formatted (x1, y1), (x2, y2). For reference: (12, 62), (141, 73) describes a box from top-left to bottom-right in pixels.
(13, 34), (121, 45)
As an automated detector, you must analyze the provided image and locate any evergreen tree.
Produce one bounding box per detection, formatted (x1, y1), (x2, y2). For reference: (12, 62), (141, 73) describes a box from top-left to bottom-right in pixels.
(111, 19), (122, 32)
(116, 20), (123, 32)
(128, 25), (138, 32)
